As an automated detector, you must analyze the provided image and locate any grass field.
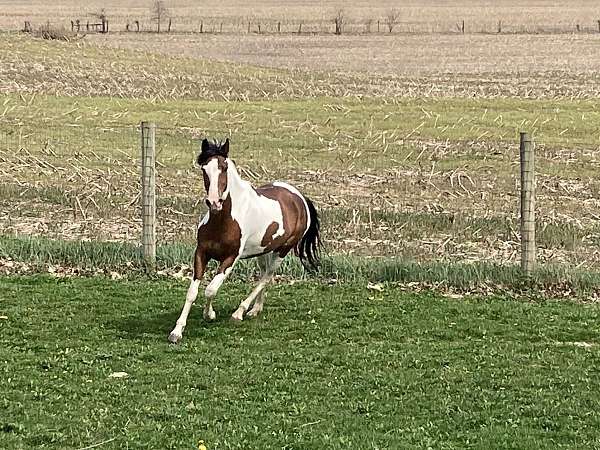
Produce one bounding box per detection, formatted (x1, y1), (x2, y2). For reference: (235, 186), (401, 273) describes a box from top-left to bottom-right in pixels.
(4, 235), (600, 298)
(2, 275), (600, 449)
(1, 32), (600, 269)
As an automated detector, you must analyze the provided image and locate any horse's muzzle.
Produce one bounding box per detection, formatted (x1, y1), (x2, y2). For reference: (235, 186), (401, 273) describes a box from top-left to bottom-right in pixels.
(206, 198), (223, 211)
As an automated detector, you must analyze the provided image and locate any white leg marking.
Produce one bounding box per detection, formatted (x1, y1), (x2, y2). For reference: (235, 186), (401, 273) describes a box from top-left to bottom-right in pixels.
(205, 273), (227, 298)
(203, 264), (235, 320)
(232, 280), (268, 321)
(169, 279), (201, 343)
(237, 254), (283, 320)
(246, 290), (267, 318)
(203, 302), (216, 321)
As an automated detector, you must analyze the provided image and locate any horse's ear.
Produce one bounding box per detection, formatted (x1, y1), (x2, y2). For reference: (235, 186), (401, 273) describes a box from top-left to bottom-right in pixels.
(221, 138), (229, 157)
(201, 138), (210, 154)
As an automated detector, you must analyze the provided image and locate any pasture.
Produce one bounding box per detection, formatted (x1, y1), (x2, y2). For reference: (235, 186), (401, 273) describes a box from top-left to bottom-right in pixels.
(2, 275), (600, 449)
(1, 34), (600, 270)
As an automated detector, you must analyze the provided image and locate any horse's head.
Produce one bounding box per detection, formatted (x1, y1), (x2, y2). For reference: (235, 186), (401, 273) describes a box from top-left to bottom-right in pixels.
(197, 138), (230, 212)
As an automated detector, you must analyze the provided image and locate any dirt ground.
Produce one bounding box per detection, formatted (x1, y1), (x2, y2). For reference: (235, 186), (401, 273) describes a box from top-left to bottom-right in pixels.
(89, 32), (600, 77)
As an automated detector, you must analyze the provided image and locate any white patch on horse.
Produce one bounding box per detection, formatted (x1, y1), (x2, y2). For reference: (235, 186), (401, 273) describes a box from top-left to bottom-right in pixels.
(198, 212), (209, 229)
(225, 160), (286, 258)
(187, 279), (201, 300)
(203, 159), (219, 203)
(205, 273), (226, 298)
(168, 278), (201, 343)
(271, 222), (285, 239)
(272, 181), (311, 235)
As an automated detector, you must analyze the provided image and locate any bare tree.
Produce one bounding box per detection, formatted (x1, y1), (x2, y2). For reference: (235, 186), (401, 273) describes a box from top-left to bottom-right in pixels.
(90, 8), (108, 33)
(151, 0), (169, 33)
(333, 8), (344, 35)
(386, 8), (400, 33)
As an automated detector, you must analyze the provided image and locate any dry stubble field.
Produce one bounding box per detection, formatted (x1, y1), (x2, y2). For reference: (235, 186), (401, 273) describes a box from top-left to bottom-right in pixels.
(1, 0), (600, 271)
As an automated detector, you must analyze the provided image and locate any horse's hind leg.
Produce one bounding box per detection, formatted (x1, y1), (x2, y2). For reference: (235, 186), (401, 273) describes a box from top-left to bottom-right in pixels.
(236, 253), (282, 320)
(247, 254), (282, 318)
(169, 248), (207, 343)
(231, 254), (268, 321)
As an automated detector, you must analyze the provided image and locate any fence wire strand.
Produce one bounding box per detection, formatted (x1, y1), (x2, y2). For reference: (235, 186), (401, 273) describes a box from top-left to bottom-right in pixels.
(1, 124), (599, 269)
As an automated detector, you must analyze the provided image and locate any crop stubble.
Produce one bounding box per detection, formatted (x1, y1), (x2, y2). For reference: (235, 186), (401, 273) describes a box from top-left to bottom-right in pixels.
(0, 27), (599, 268)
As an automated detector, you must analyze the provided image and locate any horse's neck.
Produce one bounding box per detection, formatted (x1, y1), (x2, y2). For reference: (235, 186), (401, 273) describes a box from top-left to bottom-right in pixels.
(206, 161), (255, 226)
(226, 160), (255, 209)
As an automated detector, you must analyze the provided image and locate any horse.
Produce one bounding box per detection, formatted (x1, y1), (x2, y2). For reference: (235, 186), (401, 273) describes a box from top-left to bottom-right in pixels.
(168, 138), (321, 343)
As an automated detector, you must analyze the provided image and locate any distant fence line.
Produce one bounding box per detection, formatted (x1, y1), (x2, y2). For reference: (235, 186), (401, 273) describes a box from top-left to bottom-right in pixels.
(18, 17), (600, 36)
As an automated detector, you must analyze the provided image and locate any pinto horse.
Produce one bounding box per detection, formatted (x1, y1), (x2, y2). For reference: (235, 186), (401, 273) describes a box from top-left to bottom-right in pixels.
(168, 138), (321, 343)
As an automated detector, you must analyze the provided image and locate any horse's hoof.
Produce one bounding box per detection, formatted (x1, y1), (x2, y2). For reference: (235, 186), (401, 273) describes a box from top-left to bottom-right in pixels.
(230, 312), (244, 323)
(246, 309), (261, 319)
(168, 332), (182, 344)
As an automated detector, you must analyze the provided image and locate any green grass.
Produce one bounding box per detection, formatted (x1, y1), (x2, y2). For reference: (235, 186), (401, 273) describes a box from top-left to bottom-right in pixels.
(2, 93), (599, 196)
(4, 92), (600, 148)
(2, 235), (600, 295)
(325, 208), (600, 252)
(1, 275), (600, 449)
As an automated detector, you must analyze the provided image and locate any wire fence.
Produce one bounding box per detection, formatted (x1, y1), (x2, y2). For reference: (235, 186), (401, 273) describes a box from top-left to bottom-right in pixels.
(1, 123), (599, 269)
(14, 17), (600, 35)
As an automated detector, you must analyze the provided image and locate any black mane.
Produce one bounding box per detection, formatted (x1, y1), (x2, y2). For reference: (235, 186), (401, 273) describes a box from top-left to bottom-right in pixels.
(197, 138), (229, 165)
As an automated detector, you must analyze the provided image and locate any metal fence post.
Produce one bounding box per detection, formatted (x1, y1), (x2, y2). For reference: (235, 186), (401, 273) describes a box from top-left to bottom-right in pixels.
(141, 122), (156, 267)
(520, 132), (535, 274)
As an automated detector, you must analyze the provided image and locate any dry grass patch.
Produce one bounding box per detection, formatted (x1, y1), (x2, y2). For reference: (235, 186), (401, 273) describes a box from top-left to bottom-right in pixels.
(3, 33), (600, 101)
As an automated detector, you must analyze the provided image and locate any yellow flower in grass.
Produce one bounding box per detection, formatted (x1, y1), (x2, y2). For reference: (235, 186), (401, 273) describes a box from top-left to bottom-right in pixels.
(198, 440), (207, 450)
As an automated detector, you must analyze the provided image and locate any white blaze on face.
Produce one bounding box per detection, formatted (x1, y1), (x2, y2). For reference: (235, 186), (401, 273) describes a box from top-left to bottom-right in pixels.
(203, 159), (222, 205)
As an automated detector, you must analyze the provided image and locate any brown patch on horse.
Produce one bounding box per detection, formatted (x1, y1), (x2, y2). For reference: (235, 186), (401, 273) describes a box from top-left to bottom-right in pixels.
(256, 184), (308, 258)
(196, 195), (241, 264)
(260, 222), (280, 248)
(216, 157), (228, 195)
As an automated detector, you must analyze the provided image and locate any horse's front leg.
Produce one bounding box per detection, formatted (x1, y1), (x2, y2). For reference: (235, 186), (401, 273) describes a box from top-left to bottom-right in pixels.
(203, 254), (238, 321)
(168, 248), (207, 344)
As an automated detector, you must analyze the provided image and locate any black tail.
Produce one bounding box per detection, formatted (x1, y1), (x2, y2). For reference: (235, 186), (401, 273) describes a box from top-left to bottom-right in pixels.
(297, 196), (322, 271)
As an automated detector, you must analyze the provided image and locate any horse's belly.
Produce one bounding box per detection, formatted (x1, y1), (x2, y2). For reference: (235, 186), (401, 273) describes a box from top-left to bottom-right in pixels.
(239, 235), (268, 259)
